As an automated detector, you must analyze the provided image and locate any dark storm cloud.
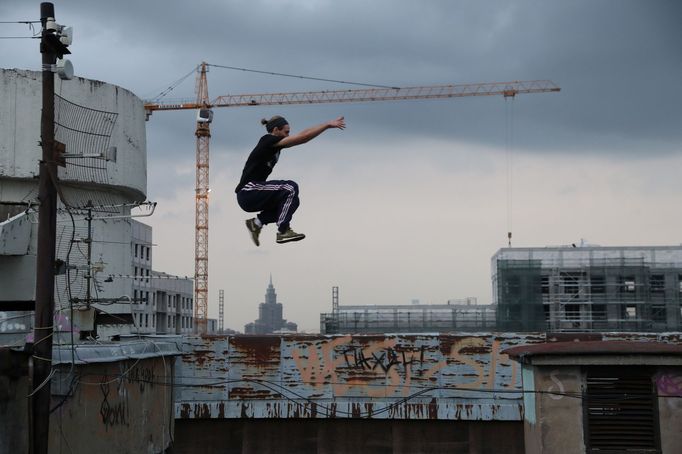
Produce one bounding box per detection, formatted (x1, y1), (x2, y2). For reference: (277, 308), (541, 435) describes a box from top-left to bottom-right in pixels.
(2, 0), (679, 157)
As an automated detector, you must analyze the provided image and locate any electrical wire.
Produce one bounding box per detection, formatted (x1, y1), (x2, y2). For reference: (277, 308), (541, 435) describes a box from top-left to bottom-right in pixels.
(145, 65), (200, 102)
(26, 368), (57, 397)
(45, 339), (681, 423)
(208, 63), (400, 89)
(145, 62), (403, 102)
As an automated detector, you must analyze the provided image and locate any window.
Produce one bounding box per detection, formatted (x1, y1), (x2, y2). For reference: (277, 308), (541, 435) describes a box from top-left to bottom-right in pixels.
(626, 306), (637, 319)
(561, 272), (582, 295)
(592, 304), (607, 321)
(145, 292), (149, 305)
(623, 276), (636, 293)
(650, 274), (665, 295)
(134, 289), (138, 303)
(591, 275), (605, 295)
(541, 276), (549, 295)
(134, 244), (138, 258)
(651, 304), (666, 323)
(565, 304), (580, 320)
(145, 314), (149, 327)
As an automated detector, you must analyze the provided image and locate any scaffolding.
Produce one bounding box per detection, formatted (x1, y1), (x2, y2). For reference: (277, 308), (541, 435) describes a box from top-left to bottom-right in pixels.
(322, 248), (682, 335)
(320, 299), (495, 334)
(494, 254), (682, 333)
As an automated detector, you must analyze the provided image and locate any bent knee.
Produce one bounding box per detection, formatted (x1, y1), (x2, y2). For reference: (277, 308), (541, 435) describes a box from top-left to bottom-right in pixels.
(284, 181), (299, 194)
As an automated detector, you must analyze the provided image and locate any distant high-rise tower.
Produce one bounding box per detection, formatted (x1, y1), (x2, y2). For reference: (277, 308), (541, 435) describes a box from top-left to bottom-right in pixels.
(244, 276), (298, 334)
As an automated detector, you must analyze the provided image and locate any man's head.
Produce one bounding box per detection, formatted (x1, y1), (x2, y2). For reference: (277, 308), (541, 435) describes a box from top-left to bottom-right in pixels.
(261, 116), (290, 137)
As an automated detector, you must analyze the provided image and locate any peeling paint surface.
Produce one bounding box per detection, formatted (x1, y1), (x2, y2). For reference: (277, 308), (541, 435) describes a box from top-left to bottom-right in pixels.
(174, 333), (679, 420)
(175, 333), (541, 420)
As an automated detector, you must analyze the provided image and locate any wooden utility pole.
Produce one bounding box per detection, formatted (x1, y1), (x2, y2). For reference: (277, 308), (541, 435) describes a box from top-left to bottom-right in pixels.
(31, 3), (69, 452)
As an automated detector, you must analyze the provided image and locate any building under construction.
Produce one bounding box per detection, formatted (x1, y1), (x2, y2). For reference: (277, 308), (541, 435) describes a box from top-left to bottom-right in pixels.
(320, 286), (495, 334)
(321, 246), (682, 335)
(493, 245), (682, 332)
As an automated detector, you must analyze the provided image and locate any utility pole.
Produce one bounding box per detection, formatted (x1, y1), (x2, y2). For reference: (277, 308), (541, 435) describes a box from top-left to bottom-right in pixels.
(31, 3), (70, 452)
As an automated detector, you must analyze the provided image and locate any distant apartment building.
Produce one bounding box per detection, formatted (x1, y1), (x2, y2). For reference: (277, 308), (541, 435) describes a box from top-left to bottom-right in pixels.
(109, 220), (194, 337)
(244, 277), (297, 334)
(493, 245), (682, 332)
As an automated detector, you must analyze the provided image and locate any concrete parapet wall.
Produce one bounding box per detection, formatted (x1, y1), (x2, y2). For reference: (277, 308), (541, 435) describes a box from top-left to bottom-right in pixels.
(176, 333), (544, 421)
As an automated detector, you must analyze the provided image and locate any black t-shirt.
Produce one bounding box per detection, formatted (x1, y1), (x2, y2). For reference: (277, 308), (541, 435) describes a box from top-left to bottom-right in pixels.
(235, 134), (284, 192)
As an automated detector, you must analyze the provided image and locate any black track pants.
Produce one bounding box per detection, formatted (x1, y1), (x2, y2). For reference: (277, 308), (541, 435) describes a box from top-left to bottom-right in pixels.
(236, 180), (300, 232)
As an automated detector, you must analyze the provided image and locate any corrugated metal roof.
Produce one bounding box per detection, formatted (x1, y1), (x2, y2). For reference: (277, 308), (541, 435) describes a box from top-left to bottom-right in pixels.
(51, 337), (183, 365)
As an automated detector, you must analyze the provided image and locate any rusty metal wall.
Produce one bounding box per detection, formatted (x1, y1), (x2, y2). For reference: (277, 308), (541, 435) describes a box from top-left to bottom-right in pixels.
(176, 333), (547, 420)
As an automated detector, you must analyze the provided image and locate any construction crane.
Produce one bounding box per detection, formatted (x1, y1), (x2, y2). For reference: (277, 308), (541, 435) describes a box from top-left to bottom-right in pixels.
(143, 62), (560, 333)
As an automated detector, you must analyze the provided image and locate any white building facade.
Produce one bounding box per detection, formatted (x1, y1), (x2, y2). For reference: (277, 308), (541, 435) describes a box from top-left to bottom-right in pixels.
(0, 69), (192, 341)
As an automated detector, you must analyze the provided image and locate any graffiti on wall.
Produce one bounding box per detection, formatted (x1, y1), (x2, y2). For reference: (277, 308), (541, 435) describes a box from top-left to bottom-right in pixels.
(97, 362), (161, 430)
(99, 380), (130, 430)
(288, 335), (521, 397)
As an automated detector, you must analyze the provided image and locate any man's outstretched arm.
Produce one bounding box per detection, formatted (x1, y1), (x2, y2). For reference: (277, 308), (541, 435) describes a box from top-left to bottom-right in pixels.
(278, 116), (345, 148)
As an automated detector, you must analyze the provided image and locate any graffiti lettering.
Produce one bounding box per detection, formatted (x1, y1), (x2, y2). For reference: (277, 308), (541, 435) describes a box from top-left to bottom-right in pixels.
(342, 345), (425, 373)
(126, 365), (156, 393)
(289, 336), (522, 397)
(99, 380), (130, 430)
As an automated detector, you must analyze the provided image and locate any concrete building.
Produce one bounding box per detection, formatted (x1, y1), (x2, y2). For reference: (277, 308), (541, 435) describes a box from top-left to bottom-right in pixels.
(0, 68), (192, 340)
(1, 338), (182, 453)
(492, 245), (682, 332)
(244, 277), (297, 334)
(504, 340), (682, 454)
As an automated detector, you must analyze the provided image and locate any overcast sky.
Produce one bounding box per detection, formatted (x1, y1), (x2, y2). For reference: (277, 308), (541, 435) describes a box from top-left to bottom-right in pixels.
(2, 1), (681, 332)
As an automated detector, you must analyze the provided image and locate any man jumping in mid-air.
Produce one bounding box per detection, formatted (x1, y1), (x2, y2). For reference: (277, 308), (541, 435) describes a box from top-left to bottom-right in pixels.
(235, 115), (346, 246)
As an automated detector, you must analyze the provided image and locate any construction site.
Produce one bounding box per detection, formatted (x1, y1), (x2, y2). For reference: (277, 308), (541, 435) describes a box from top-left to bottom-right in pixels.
(1, 3), (682, 454)
(492, 246), (682, 333)
(321, 246), (682, 335)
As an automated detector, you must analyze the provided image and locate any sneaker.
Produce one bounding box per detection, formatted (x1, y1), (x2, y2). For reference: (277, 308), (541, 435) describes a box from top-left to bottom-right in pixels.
(245, 218), (262, 246)
(276, 228), (305, 244)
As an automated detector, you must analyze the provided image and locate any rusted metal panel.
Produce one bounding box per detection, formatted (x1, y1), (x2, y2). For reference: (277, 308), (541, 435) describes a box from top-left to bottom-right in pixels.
(174, 332), (679, 421)
(176, 333), (544, 420)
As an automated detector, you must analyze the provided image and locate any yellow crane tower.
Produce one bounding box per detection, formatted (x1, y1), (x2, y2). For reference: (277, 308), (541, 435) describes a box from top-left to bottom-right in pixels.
(143, 62), (560, 333)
